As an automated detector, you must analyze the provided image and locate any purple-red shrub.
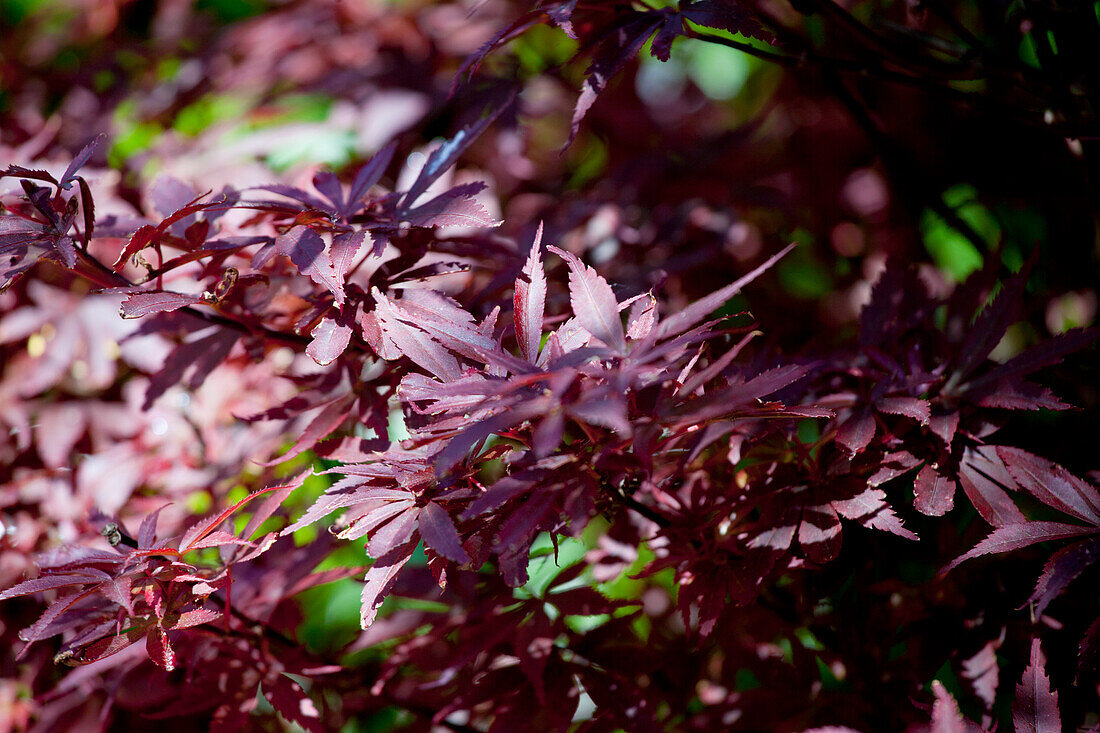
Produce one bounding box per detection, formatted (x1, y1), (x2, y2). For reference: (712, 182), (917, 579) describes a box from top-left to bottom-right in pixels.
(1, 0), (1097, 730)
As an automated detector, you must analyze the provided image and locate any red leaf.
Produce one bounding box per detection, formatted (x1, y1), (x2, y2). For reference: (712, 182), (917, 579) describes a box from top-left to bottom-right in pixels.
(178, 484), (290, 554)
(267, 675), (323, 733)
(182, 530), (255, 552)
(167, 608), (222, 629)
(1013, 640), (1061, 733)
(146, 626), (176, 671)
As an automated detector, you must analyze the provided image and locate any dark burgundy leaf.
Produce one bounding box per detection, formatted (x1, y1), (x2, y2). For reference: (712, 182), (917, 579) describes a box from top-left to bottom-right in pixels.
(367, 508), (419, 559)
(997, 447), (1100, 525)
(419, 502), (470, 563)
(267, 676), (323, 733)
(1013, 640), (1061, 733)
(345, 141), (397, 218)
(655, 244), (795, 340)
(945, 521), (1098, 573)
(402, 102), (510, 209)
(836, 410), (875, 454)
(914, 463), (955, 516)
(1029, 537), (1100, 615)
(958, 446), (1025, 527)
(59, 134), (104, 190)
(568, 14), (663, 145)
(877, 396), (931, 424)
(681, 0), (770, 44)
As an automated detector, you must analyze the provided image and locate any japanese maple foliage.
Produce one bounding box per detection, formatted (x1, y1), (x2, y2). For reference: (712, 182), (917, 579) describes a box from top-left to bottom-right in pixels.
(1, 0), (1098, 731)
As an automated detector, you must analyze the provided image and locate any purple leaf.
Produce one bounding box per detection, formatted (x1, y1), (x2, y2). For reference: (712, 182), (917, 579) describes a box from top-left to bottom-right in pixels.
(367, 507), (419, 559)
(961, 642), (999, 711)
(361, 541), (416, 628)
(271, 394), (354, 464)
(402, 103), (510, 209)
(650, 12), (684, 62)
(1029, 537), (1100, 615)
(950, 267), (1028, 387)
(680, 0), (770, 44)
(655, 243), (795, 341)
(548, 245), (626, 353)
(568, 14), (664, 145)
(0, 573), (106, 601)
(997, 447), (1100, 525)
(965, 327), (1097, 394)
(59, 134), (105, 190)
(877, 396), (930, 424)
(495, 490), (554, 553)
(138, 504), (171, 548)
(944, 521), (1098, 573)
(306, 315), (353, 366)
(832, 487), (918, 541)
(403, 182), (498, 228)
(626, 293), (657, 340)
(331, 230), (367, 278)
(120, 291), (205, 319)
(514, 224), (547, 362)
(312, 170), (345, 213)
(275, 227), (345, 306)
(914, 463), (955, 516)
(371, 288), (462, 381)
(929, 681), (968, 733)
(346, 141), (397, 218)
(1013, 640), (1061, 733)
(419, 502), (470, 563)
(836, 410), (876, 454)
(959, 446), (1025, 527)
